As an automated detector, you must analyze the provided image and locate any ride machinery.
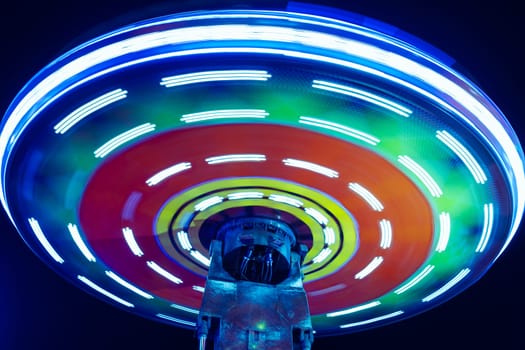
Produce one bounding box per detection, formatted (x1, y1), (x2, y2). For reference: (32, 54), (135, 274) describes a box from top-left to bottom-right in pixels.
(1, 2), (523, 349)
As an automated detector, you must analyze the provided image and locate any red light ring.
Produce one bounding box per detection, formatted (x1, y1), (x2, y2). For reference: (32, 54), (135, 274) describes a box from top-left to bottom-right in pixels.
(79, 124), (433, 314)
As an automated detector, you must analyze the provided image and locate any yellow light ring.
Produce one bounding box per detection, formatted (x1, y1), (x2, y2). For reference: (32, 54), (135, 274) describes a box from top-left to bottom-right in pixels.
(154, 177), (358, 281)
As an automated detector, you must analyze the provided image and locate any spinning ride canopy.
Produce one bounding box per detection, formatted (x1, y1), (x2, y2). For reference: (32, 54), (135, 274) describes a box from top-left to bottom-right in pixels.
(1, 2), (523, 336)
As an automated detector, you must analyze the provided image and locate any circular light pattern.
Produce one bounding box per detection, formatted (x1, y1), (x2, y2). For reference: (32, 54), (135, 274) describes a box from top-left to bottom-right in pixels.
(152, 177), (358, 280)
(0, 3), (523, 336)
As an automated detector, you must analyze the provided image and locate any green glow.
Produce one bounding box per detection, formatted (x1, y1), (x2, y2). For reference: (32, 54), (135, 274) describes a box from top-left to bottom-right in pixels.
(6, 54), (510, 335)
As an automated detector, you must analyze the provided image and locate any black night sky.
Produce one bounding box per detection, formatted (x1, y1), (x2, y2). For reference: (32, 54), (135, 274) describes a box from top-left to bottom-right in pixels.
(1, 1), (524, 349)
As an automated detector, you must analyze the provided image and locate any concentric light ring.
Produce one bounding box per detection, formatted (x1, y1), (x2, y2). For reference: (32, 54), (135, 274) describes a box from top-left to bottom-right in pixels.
(0, 3), (522, 336)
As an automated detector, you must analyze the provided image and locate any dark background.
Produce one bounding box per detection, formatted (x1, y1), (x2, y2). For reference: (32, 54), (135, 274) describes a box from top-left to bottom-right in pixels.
(1, 0), (524, 349)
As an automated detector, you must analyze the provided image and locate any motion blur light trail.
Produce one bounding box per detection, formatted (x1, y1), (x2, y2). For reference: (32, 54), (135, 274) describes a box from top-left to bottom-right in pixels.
(0, 1), (523, 341)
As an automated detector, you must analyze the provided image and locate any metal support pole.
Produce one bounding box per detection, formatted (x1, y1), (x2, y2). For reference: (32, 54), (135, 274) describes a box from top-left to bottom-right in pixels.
(197, 316), (209, 350)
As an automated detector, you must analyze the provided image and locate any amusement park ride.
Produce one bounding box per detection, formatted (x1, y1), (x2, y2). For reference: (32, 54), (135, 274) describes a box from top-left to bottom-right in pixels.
(1, 0), (524, 349)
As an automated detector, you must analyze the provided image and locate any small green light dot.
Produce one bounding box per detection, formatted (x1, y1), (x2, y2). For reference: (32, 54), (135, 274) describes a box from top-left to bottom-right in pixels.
(256, 321), (266, 331)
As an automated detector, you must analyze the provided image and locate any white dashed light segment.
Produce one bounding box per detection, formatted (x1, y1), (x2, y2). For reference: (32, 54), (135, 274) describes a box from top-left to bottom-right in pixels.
(147, 261), (183, 285)
(156, 314), (197, 327)
(355, 257), (384, 280)
(348, 183), (384, 211)
(122, 227), (144, 257)
(312, 248), (332, 264)
(378, 219), (392, 249)
(192, 286), (205, 293)
(68, 223), (96, 262)
(105, 271), (154, 299)
(77, 275), (134, 308)
(170, 303), (200, 314)
(304, 207), (329, 225)
(299, 116), (380, 146)
(398, 155), (443, 198)
(28, 218), (64, 264)
(160, 70), (271, 87)
(323, 227), (336, 246)
(190, 250), (211, 267)
(436, 130), (487, 184)
(145, 162), (192, 186)
(339, 311), (404, 329)
(53, 89), (128, 134)
(436, 212), (451, 253)
(0, 3), (522, 337)
(326, 301), (381, 318)
(283, 158), (339, 178)
(476, 203), (494, 253)
(226, 192), (265, 200)
(268, 194), (303, 207)
(422, 269), (471, 302)
(394, 265), (435, 295)
(194, 196), (224, 212)
(312, 80), (412, 117)
(93, 123), (156, 158)
(180, 109), (269, 123)
(205, 154), (266, 164)
(177, 231), (193, 251)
